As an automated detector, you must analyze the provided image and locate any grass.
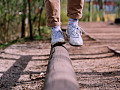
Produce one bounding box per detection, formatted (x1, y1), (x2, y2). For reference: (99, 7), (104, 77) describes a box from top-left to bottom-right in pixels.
(0, 35), (50, 49)
(0, 39), (19, 49)
(0, 26), (52, 49)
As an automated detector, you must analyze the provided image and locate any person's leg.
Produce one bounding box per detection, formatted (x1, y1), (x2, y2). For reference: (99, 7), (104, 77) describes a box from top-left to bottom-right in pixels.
(44, 0), (65, 46)
(67, 0), (84, 19)
(44, 0), (61, 27)
(66, 0), (84, 46)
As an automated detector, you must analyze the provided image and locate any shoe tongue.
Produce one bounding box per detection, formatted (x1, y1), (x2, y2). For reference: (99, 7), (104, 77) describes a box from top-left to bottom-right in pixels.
(52, 26), (61, 32)
(71, 23), (78, 27)
(52, 29), (61, 33)
(68, 24), (78, 28)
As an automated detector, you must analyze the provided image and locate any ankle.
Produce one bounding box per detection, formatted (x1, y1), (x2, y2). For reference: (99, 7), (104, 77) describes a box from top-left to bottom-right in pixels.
(68, 18), (78, 26)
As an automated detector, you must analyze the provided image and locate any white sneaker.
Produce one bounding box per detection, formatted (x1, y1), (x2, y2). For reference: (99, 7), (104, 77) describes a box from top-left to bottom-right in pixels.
(66, 24), (85, 46)
(51, 29), (65, 46)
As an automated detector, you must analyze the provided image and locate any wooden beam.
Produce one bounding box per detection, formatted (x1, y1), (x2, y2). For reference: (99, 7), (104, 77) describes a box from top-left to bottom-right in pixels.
(43, 45), (79, 90)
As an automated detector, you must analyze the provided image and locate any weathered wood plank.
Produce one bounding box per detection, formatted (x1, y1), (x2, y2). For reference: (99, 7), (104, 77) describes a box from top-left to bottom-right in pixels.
(43, 45), (79, 90)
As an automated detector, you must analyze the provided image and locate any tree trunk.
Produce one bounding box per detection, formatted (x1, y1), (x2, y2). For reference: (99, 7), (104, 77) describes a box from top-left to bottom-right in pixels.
(102, 0), (105, 21)
(6, 0), (9, 42)
(99, 0), (103, 10)
(3, 0), (7, 43)
(27, 0), (33, 40)
(21, 0), (27, 38)
(95, 0), (97, 11)
(38, 6), (43, 37)
(89, 0), (92, 22)
(38, 1), (44, 37)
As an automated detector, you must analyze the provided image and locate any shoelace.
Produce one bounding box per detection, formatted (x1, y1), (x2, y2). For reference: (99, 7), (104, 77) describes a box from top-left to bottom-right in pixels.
(77, 26), (87, 35)
(68, 25), (86, 38)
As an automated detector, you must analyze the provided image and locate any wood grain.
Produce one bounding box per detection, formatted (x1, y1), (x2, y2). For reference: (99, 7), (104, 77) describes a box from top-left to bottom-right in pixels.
(43, 45), (79, 90)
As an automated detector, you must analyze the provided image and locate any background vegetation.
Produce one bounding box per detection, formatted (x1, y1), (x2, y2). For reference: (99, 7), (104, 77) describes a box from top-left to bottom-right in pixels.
(0, 0), (120, 48)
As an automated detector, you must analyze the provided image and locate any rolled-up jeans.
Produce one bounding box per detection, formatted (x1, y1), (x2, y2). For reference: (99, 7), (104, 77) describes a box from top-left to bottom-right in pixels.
(44, 0), (84, 27)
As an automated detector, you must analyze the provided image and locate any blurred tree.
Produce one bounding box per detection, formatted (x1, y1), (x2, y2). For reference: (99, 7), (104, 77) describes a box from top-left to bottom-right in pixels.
(99, 0), (103, 10)
(38, 0), (44, 37)
(89, 0), (92, 22)
(27, 0), (33, 40)
(116, 0), (120, 18)
(0, 0), (46, 44)
(21, 0), (27, 38)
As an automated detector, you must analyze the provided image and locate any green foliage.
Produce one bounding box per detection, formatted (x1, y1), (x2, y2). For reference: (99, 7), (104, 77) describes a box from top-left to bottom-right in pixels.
(0, 39), (19, 49)
(60, 0), (68, 24)
(61, 10), (69, 24)
(115, 0), (120, 17)
(80, 2), (104, 22)
(40, 8), (47, 26)
(1, 0), (118, 47)
(60, 1), (103, 22)
(0, 26), (51, 49)
(31, 26), (51, 40)
(80, 3), (90, 22)
(40, 26), (51, 34)
(116, 0), (120, 5)
(0, 0), (46, 43)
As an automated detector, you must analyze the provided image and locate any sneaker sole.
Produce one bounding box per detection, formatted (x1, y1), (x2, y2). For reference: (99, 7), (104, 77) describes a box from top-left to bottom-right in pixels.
(69, 43), (83, 47)
(51, 41), (65, 46)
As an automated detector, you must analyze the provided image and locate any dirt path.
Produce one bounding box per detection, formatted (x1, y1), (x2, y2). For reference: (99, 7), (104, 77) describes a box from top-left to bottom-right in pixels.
(0, 22), (120, 90)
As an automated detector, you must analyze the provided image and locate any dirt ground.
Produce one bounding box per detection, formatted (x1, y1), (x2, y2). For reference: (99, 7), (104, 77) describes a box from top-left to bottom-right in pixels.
(0, 22), (120, 90)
